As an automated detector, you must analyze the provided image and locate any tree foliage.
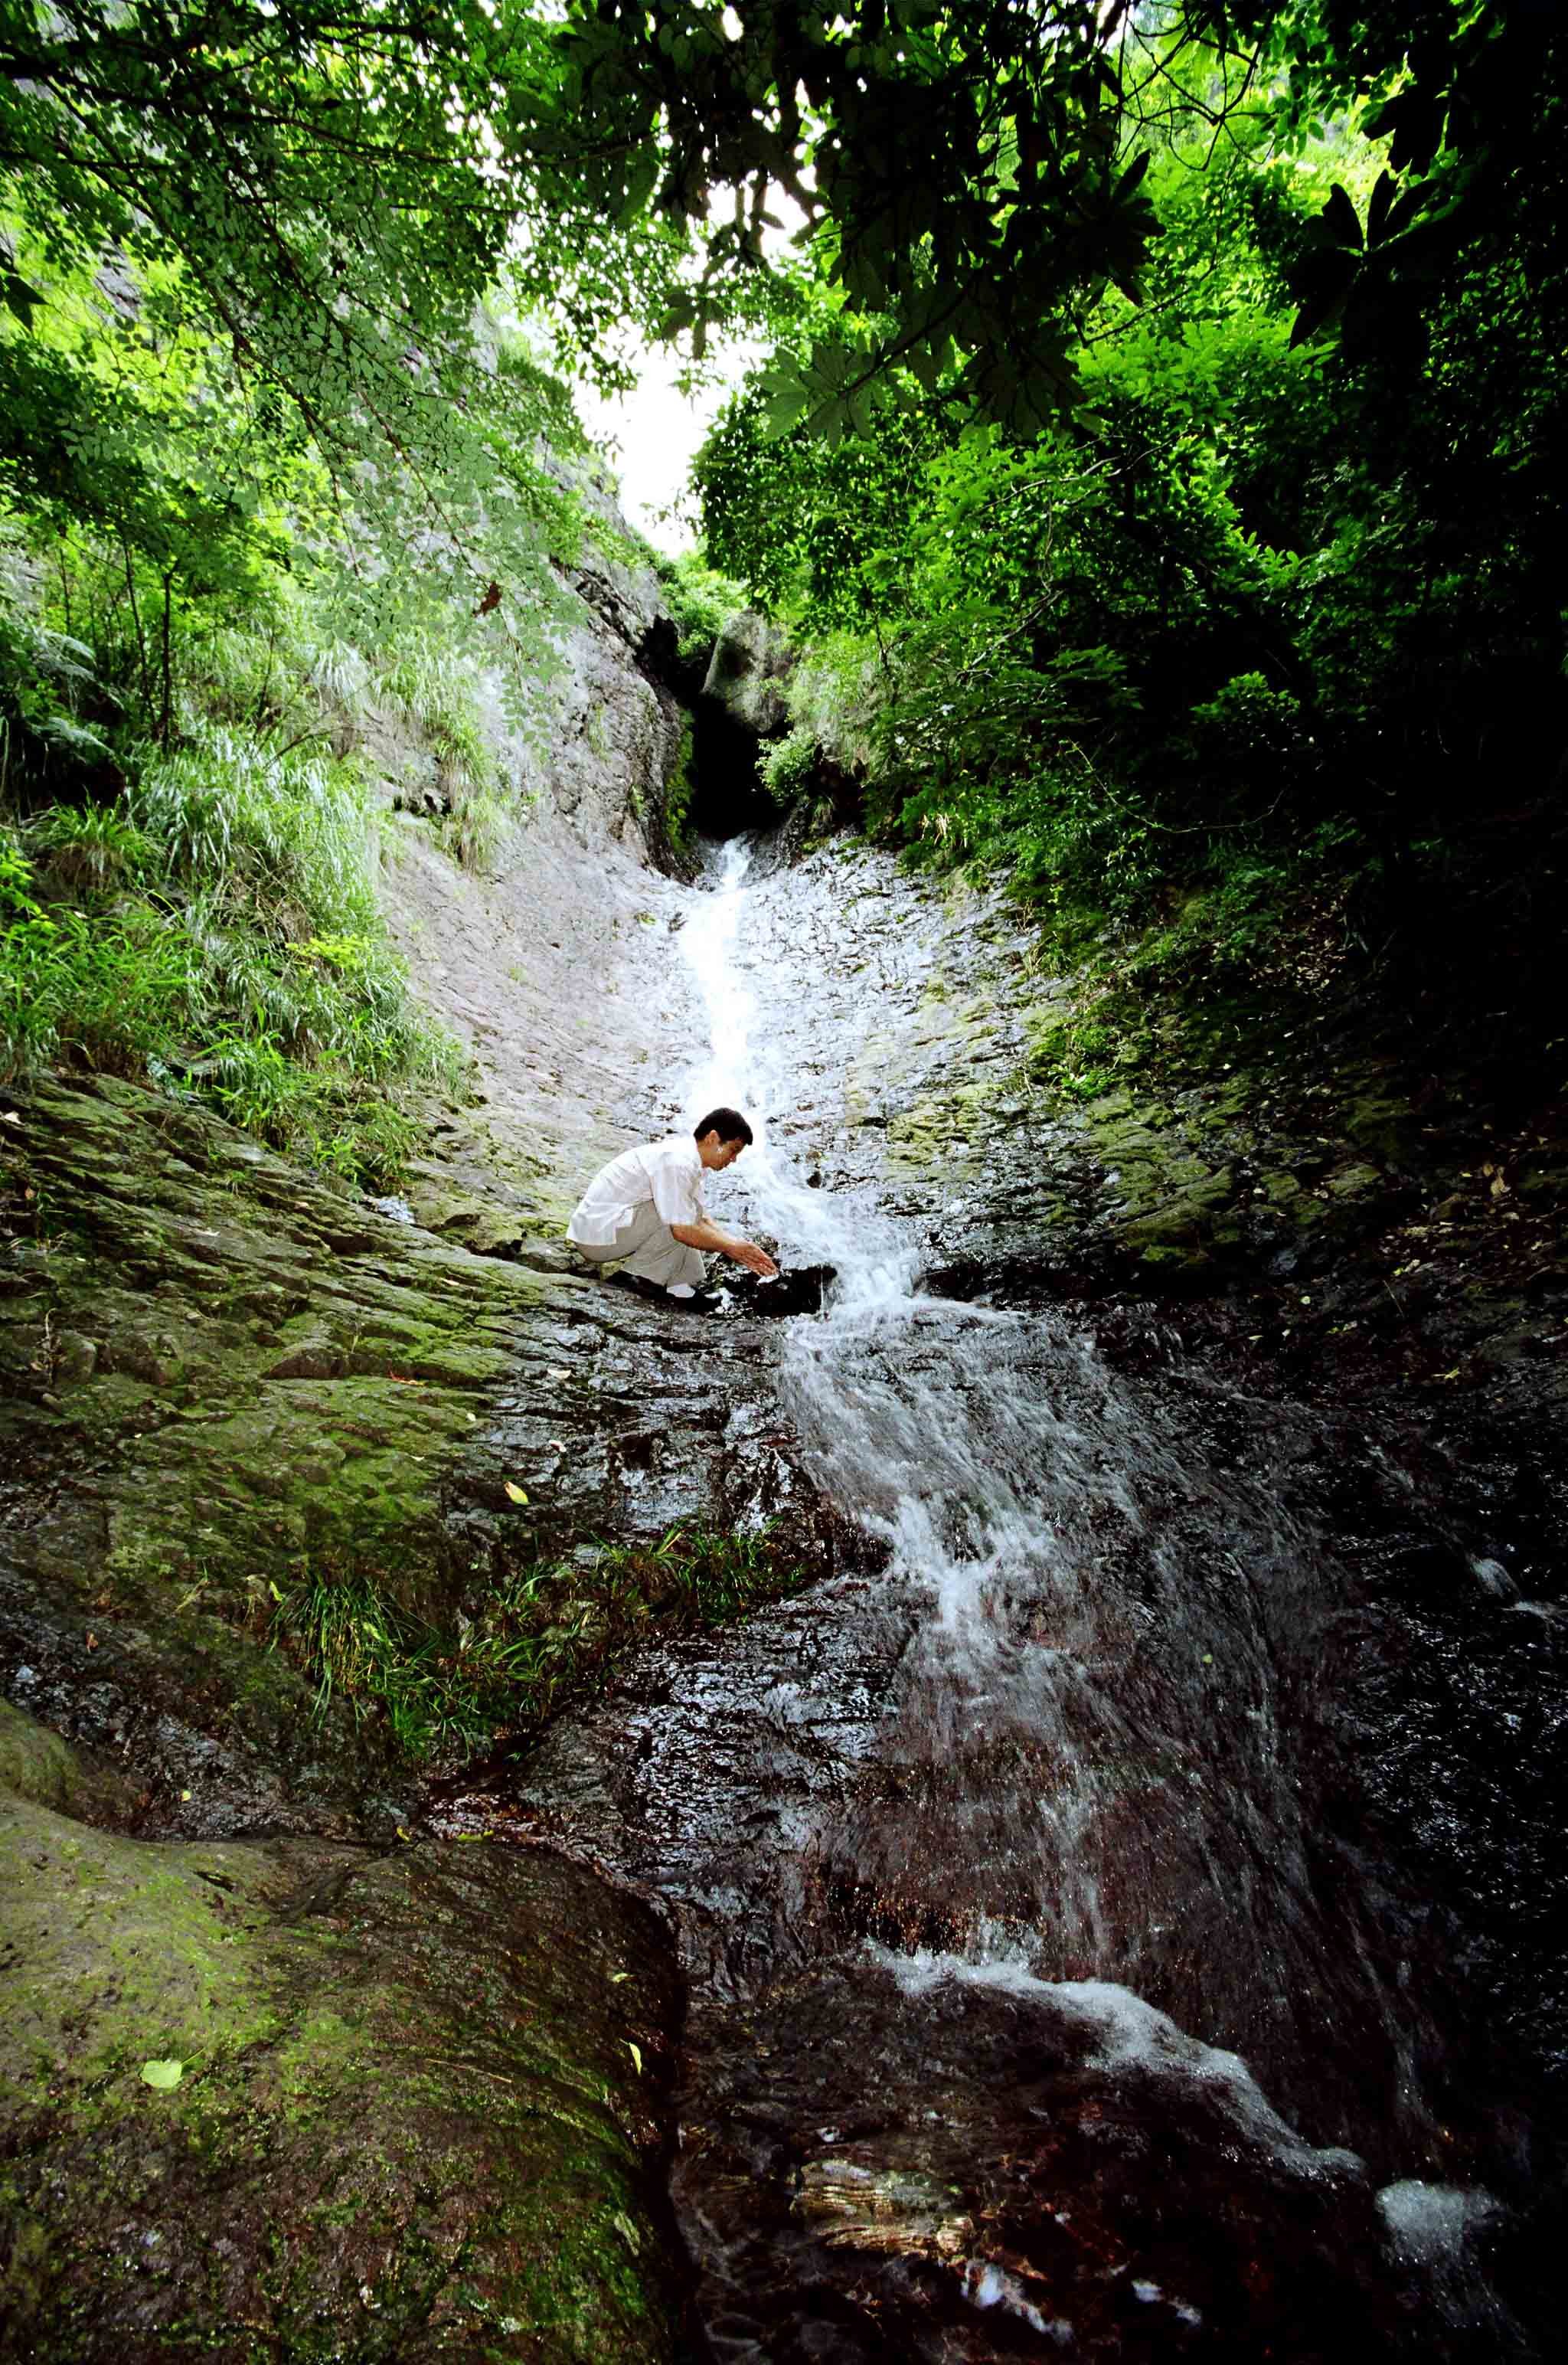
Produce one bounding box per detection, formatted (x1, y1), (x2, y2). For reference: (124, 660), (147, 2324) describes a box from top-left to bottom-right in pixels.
(2, 0), (1564, 1153)
(694, 2), (1566, 1026)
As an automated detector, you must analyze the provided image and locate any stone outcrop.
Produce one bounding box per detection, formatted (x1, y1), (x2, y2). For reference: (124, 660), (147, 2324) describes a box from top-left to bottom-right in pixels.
(0, 1066), (847, 1842)
(8, 461), (1563, 2354)
(700, 609), (792, 740)
(1, 1712), (684, 2362)
(0, 499), (833, 2355)
(354, 467), (692, 879)
(547, 536), (688, 866)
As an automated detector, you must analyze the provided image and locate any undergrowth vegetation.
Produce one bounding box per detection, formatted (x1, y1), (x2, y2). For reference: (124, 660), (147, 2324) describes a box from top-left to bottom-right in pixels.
(270, 1525), (807, 1764)
(693, 11), (1567, 1101)
(0, 551), (509, 1182)
(652, 551), (747, 672)
(0, 52), (616, 1186)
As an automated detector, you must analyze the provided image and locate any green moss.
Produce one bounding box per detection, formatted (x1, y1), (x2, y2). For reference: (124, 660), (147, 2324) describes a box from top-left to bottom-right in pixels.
(663, 712), (696, 853)
(0, 1798), (681, 2358)
(1, 1703), (89, 1814)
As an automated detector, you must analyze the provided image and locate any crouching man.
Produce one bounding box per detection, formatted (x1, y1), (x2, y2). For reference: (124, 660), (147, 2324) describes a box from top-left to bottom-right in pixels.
(567, 1107), (779, 1306)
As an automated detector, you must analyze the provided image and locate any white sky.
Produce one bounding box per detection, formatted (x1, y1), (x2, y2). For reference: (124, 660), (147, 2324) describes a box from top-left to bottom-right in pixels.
(574, 347), (743, 555)
(574, 180), (808, 554)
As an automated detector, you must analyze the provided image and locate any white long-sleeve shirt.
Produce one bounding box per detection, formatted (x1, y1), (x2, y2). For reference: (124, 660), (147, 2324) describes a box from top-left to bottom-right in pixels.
(567, 1133), (707, 1248)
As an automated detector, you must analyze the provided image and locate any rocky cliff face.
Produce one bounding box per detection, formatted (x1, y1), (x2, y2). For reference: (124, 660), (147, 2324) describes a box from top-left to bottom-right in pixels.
(546, 499), (692, 871)
(0, 525), (828, 2358)
(5, 528), (1563, 2354)
(700, 607), (792, 741)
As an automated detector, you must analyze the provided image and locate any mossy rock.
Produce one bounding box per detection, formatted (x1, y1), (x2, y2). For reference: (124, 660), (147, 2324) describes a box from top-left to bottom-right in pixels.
(1116, 1168), (1236, 1258)
(0, 1784), (684, 2360)
(1324, 1161), (1386, 1201)
(1341, 1091), (1418, 1164)
(1136, 1242), (1211, 1274)
(0, 1075), (549, 1830)
(0, 1700), (139, 1825)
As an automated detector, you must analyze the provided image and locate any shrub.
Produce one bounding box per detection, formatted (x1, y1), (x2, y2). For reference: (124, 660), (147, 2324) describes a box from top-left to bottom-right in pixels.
(760, 724), (819, 804)
(655, 552), (747, 666)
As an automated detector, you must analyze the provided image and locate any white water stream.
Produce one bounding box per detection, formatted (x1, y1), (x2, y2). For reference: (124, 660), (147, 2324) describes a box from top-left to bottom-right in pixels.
(682, 840), (1285, 1980)
(672, 838), (1503, 2347)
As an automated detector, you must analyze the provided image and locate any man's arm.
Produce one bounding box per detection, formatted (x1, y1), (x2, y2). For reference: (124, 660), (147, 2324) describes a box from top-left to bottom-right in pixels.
(670, 1218), (779, 1278)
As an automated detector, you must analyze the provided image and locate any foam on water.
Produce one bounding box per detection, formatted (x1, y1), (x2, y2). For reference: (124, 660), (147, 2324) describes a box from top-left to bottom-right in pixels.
(962, 2258), (1071, 2342)
(867, 1941), (1366, 2183)
(1377, 2180), (1501, 2263)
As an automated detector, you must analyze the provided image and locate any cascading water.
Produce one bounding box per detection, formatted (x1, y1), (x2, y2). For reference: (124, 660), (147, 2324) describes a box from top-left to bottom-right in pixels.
(508, 841), (1527, 2359)
(679, 846), (1387, 2054)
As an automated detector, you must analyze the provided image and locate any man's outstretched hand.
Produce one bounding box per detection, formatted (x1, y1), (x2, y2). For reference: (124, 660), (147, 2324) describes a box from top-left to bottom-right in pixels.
(671, 1215), (780, 1278)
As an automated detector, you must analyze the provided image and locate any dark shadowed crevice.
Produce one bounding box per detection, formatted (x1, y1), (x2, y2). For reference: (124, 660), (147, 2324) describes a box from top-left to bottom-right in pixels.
(687, 692), (782, 839)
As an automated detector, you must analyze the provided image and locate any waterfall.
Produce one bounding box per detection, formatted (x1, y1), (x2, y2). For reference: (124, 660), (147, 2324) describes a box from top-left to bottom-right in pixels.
(652, 837), (1511, 2358)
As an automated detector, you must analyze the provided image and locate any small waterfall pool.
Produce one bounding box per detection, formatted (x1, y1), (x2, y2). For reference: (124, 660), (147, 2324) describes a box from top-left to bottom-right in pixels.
(507, 841), (1538, 2357)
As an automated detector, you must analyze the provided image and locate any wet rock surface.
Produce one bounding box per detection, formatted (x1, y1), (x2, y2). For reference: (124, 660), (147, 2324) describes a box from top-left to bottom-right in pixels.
(0, 1064), (841, 1842)
(4, 795), (1564, 2358)
(0, 535), (839, 2354)
(1, 1715), (685, 2363)
(438, 836), (1563, 2360)
(701, 610), (793, 742)
(675, 1961), (1442, 2364)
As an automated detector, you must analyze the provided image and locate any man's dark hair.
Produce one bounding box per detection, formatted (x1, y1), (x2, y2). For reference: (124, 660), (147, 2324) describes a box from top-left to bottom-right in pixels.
(693, 1107), (753, 1147)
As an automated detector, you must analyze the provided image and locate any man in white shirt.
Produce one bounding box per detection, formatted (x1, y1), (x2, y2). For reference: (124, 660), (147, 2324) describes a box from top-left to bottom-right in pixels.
(567, 1107), (780, 1304)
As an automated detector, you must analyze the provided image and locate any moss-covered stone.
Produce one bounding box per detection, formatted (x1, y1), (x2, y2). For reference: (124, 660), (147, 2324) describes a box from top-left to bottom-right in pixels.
(1325, 1160), (1386, 1200)
(0, 1700), (138, 1824)
(0, 1779), (683, 2360)
(2, 1071), (848, 1833)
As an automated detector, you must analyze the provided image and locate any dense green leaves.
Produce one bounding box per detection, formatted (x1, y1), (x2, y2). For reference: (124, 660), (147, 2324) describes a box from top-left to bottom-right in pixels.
(693, 4), (1566, 1013)
(541, 0), (1168, 431)
(4, 0), (1564, 1148)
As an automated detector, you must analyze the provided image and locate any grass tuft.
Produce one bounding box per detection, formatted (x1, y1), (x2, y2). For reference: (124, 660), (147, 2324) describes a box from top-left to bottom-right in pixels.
(270, 1526), (811, 1765)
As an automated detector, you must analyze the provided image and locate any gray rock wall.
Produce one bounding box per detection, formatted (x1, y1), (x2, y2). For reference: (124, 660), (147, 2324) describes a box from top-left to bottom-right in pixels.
(701, 607), (792, 739)
(544, 539), (687, 863)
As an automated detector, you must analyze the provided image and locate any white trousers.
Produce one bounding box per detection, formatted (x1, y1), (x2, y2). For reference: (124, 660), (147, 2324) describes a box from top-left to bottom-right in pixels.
(573, 1201), (706, 1290)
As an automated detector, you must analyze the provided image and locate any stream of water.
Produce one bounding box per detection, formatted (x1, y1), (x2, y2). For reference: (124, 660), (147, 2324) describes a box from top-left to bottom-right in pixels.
(521, 842), (1532, 2358)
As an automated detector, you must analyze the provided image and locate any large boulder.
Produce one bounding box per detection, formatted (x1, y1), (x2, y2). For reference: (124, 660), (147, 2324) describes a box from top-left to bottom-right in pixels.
(0, 1726), (686, 2360)
(0, 1069), (848, 1842)
(701, 610), (792, 740)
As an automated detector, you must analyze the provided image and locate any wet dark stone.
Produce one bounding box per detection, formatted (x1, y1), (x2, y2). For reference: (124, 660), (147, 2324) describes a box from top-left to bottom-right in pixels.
(722, 1263), (835, 1317)
(673, 1960), (1432, 2364)
(7, 815), (1566, 2360)
(0, 1074), (847, 1839)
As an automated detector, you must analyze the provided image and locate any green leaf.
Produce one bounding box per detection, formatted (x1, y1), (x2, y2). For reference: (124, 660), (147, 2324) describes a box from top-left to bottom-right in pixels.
(1364, 170), (1400, 247)
(140, 2058), (185, 2090)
